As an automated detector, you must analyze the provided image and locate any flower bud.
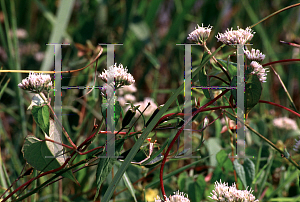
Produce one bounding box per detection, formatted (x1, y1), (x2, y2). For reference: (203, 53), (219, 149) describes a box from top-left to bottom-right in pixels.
(122, 107), (136, 128)
(146, 107), (161, 127)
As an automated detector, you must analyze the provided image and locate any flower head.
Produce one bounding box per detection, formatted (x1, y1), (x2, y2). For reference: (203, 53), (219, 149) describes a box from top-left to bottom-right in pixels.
(273, 117), (298, 131)
(155, 191), (190, 202)
(187, 24), (212, 44)
(99, 63), (135, 89)
(244, 48), (265, 62)
(18, 72), (52, 93)
(249, 61), (268, 83)
(216, 26), (255, 45)
(209, 180), (259, 202)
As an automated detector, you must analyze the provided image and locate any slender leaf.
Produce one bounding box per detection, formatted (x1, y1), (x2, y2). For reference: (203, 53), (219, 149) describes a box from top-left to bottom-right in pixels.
(94, 139), (125, 200)
(122, 171), (138, 202)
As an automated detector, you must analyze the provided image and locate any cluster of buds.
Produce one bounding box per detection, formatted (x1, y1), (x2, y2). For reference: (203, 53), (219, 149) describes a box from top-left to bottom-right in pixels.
(249, 61), (269, 83)
(209, 180), (259, 202)
(244, 48), (265, 62)
(99, 63), (135, 89)
(244, 47), (267, 83)
(18, 72), (52, 93)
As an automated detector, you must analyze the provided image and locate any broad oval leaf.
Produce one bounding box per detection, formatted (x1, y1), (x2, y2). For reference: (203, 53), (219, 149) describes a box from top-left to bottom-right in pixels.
(22, 135), (75, 181)
(216, 150), (228, 167)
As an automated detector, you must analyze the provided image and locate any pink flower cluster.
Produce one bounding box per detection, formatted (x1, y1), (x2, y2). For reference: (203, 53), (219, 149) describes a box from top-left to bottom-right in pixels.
(209, 180), (259, 202)
(216, 27), (255, 45)
(18, 72), (52, 93)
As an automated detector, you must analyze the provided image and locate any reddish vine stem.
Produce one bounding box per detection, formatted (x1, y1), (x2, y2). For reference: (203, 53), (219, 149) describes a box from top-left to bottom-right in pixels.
(159, 90), (230, 200)
(2, 152), (75, 202)
(47, 102), (77, 149)
(262, 59), (300, 67)
(259, 100), (300, 118)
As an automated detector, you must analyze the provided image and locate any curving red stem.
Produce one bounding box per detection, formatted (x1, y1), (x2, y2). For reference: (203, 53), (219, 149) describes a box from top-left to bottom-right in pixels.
(159, 89), (230, 200)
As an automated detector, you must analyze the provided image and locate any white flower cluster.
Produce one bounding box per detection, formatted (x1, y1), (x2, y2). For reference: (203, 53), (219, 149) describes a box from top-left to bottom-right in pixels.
(216, 27), (255, 45)
(99, 63), (135, 89)
(244, 48), (265, 62)
(155, 191), (190, 202)
(273, 117), (298, 131)
(187, 24), (212, 44)
(209, 180), (259, 202)
(116, 84), (137, 106)
(18, 72), (52, 93)
(249, 61), (269, 83)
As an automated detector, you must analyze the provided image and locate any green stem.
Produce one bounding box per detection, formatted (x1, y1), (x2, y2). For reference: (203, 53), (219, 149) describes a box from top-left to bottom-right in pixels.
(225, 110), (300, 171)
(203, 43), (231, 82)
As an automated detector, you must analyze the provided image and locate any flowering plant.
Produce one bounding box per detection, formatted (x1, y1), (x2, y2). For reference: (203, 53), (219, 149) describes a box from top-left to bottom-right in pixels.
(2, 2), (300, 202)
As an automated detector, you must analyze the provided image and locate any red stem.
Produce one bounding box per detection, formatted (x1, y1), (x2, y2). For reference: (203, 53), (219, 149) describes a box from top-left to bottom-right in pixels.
(259, 100), (300, 118)
(159, 90), (230, 200)
(262, 59), (300, 67)
(3, 153), (74, 202)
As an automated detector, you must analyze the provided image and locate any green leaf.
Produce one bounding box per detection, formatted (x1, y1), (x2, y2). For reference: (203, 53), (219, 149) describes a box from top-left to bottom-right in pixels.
(223, 158), (234, 173)
(22, 136), (76, 181)
(122, 171), (138, 202)
(0, 77), (10, 100)
(244, 158), (255, 188)
(231, 74), (262, 115)
(211, 165), (223, 183)
(197, 175), (206, 200)
(94, 139), (125, 200)
(143, 155), (164, 168)
(216, 150), (228, 167)
(188, 179), (201, 202)
(178, 172), (188, 191)
(206, 138), (222, 173)
(101, 100), (122, 128)
(233, 159), (247, 188)
(244, 74), (262, 114)
(114, 101), (122, 126)
(31, 105), (50, 135)
(198, 65), (211, 100)
(217, 59), (237, 77)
